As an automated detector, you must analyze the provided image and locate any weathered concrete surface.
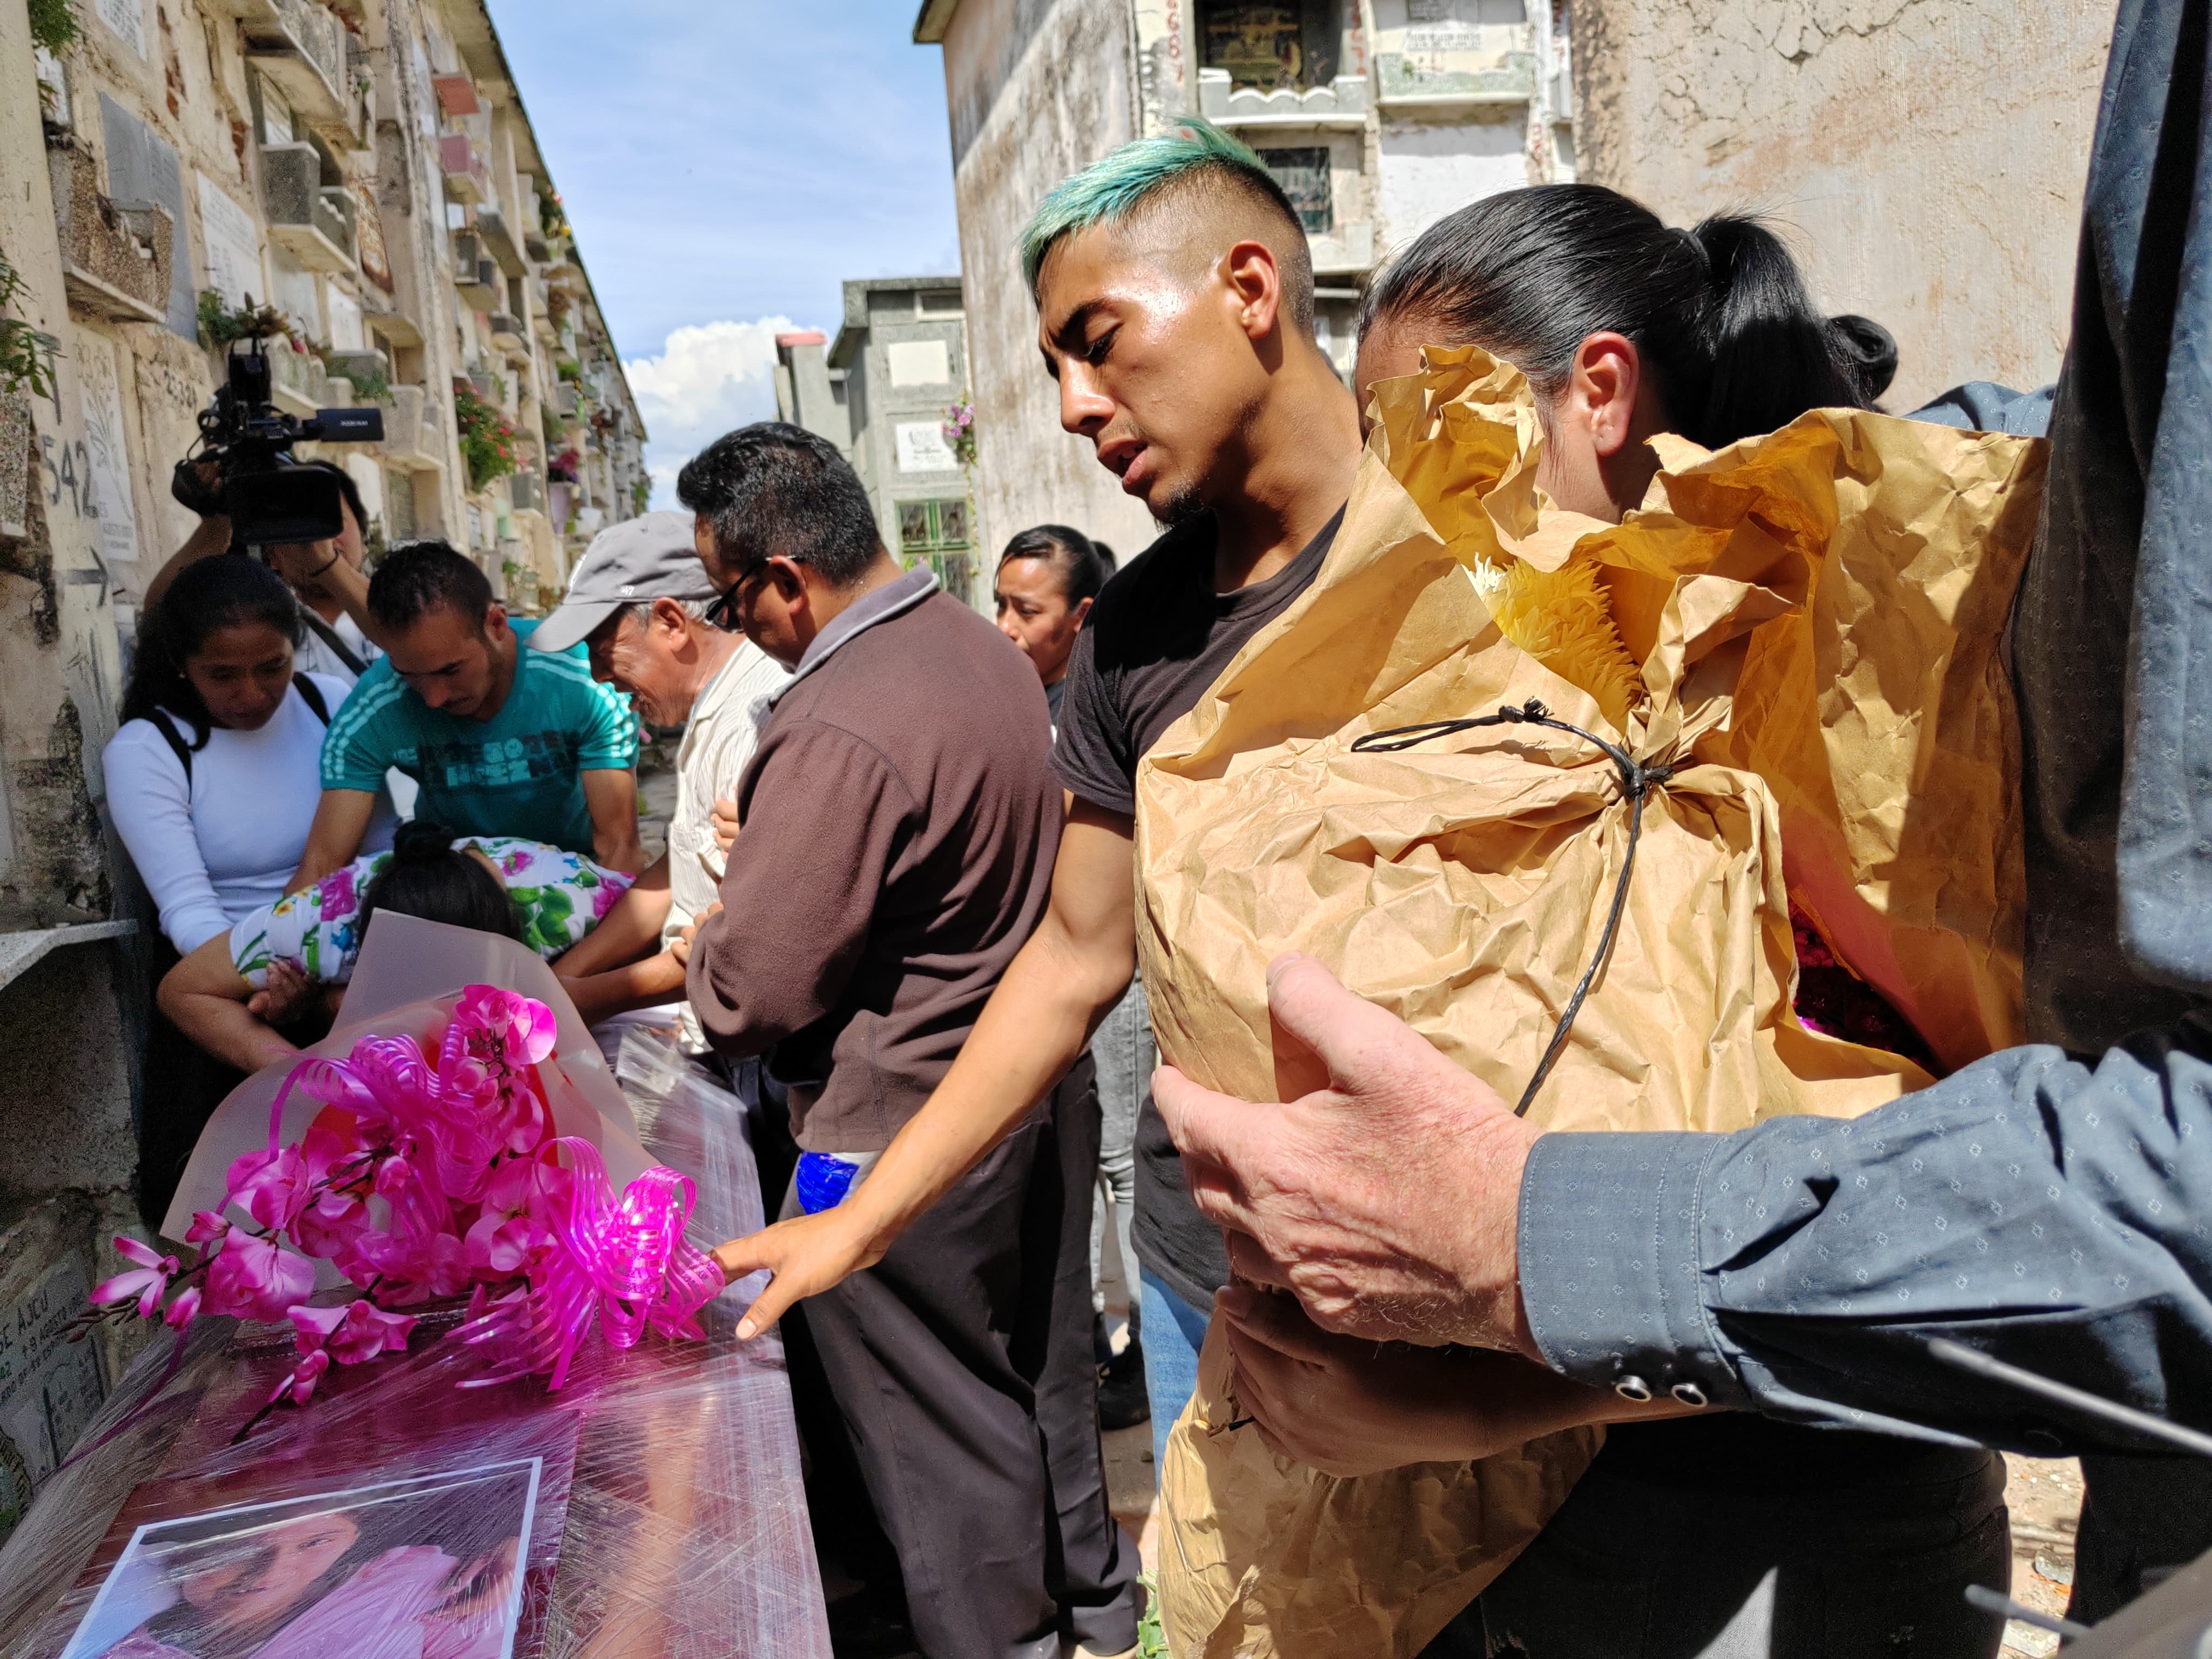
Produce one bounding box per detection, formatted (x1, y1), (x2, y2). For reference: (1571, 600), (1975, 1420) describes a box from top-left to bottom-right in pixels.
(937, 0), (1160, 563)
(1568, 0), (2112, 407)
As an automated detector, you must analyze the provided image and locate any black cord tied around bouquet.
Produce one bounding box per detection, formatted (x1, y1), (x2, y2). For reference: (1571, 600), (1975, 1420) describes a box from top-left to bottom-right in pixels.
(1351, 698), (1677, 1117)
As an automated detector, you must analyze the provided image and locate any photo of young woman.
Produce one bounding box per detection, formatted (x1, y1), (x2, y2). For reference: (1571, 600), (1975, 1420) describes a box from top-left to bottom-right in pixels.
(62, 1460), (539, 1659)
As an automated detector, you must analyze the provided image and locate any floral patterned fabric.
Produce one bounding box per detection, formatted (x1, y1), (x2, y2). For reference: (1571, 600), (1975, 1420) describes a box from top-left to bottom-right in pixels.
(230, 837), (631, 986)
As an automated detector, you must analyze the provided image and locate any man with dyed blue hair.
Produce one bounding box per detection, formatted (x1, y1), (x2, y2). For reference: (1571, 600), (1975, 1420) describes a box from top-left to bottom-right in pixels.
(1020, 119), (1316, 336)
(715, 114), (1364, 1559)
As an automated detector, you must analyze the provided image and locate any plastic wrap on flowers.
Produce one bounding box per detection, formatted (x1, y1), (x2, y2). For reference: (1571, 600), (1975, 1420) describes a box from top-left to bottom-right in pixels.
(163, 912), (655, 1246)
(92, 943), (722, 1421)
(0, 1028), (832, 1659)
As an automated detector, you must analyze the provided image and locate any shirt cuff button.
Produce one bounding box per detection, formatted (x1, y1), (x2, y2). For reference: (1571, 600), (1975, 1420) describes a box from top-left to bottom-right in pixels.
(1614, 1375), (1653, 1402)
(1670, 1381), (1709, 1407)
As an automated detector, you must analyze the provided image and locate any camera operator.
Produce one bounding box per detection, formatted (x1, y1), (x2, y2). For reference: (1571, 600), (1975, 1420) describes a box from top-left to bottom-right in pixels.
(145, 458), (388, 684)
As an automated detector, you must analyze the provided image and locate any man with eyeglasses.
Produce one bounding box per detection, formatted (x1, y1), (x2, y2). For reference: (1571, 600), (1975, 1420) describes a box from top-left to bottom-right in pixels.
(673, 422), (1139, 1659)
(521, 511), (786, 1048)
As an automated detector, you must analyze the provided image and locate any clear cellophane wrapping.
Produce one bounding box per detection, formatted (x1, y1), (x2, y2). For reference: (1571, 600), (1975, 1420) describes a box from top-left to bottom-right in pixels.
(1, 940), (833, 1659)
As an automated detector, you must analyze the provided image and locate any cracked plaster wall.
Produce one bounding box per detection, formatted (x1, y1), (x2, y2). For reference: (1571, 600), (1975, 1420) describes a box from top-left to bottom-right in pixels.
(937, 0), (1164, 563)
(1569, 0), (2113, 408)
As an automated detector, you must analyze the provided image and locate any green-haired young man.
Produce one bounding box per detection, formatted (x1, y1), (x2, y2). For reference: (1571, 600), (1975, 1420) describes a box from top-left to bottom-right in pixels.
(712, 122), (1361, 1467)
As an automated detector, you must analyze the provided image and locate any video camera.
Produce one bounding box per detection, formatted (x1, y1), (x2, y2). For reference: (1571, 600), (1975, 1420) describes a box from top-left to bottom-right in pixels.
(171, 339), (383, 547)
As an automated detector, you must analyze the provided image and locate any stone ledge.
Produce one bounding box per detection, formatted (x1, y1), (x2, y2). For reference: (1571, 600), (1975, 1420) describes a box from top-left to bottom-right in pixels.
(0, 920), (134, 996)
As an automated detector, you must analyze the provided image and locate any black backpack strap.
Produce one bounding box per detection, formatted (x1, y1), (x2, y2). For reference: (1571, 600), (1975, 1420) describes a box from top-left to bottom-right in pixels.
(147, 708), (195, 785)
(299, 608), (368, 678)
(294, 672), (332, 725)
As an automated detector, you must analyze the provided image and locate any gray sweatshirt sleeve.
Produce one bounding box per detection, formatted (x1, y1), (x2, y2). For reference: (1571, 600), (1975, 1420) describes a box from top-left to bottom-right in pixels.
(1517, 1014), (2212, 1452)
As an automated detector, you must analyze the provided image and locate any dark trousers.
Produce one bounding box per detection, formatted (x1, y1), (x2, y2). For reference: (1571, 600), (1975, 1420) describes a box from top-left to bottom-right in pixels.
(136, 936), (244, 1236)
(2072, 1455), (2212, 1623)
(791, 1056), (1139, 1658)
(1472, 1447), (2011, 1657)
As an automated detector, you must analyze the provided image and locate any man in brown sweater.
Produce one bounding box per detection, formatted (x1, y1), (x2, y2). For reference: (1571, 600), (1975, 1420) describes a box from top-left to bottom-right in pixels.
(676, 423), (1137, 1659)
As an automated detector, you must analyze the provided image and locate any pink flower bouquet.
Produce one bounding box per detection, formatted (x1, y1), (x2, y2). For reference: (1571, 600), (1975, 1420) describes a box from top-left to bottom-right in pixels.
(86, 984), (724, 1420)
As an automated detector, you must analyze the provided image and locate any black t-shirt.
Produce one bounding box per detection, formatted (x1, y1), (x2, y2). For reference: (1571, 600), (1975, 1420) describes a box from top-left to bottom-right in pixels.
(1054, 507), (1342, 1311)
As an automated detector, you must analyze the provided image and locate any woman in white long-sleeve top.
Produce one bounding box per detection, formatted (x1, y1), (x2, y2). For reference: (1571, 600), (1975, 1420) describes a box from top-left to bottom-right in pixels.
(103, 555), (391, 1229)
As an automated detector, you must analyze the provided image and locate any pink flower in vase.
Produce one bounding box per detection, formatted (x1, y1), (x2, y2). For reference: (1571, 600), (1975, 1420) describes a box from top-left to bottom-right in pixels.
(271, 1346), (331, 1406)
(454, 985), (558, 1069)
(288, 1299), (417, 1366)
(164, 1285), (203, 1331)
(92, 1237), (179, 1319)
(226, 1145), (316, 1231)
(293, 1186), (370, 1257)
(204, 1230), (316, 1324)
(463, 1157), (554, 1276)
(343, 1227), (470, 1306)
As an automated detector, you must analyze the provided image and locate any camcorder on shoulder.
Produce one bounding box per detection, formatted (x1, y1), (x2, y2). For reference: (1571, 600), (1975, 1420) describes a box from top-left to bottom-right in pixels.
(171, 339), (383, 548)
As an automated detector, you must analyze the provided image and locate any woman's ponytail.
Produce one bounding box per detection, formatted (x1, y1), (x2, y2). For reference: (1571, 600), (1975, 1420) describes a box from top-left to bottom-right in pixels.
(1685, 214), (1865, 446)
(1359, 183), (1882, 450)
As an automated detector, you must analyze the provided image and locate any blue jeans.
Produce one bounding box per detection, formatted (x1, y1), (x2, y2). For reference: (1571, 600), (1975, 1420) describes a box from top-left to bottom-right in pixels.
(1138, 1266), (1211, 1468)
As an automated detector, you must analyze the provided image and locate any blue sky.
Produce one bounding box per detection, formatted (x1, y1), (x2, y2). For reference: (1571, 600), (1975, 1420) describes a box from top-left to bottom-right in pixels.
(484, 1), (961, 500)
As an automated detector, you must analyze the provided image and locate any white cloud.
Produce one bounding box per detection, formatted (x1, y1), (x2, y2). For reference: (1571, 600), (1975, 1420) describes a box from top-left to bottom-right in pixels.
(624, 315), (806, 507)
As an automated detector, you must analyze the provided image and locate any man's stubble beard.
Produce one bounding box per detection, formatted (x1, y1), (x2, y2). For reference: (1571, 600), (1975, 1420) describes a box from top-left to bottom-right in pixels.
(1155, 483), (1208, 528)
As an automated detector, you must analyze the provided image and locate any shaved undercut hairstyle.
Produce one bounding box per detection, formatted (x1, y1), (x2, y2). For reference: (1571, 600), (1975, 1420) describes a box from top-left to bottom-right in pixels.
(1021, 118), (1317, 337)
(676, 421), (881, 589)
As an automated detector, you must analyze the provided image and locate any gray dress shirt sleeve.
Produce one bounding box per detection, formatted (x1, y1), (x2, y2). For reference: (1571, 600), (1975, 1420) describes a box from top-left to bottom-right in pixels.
(1518, 1014), (2212, 1453)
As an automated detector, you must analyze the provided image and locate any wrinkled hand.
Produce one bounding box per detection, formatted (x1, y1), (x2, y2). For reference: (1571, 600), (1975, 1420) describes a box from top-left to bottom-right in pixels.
(671, 901), (723, 968)
(711, 796), (739, 854)
(246, 959), (318, 1027)
(1156, 953), (1539, 1354)
(711, 1205), (886, 1341)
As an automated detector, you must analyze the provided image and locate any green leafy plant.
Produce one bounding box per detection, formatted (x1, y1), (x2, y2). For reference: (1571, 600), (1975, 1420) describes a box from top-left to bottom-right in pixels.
(538, 189), (570, 242)
(0, 252), (62, 403)
(341, 366), (390, 403)
(629, 477), (650, 515)
(555, 358), (583, 385)
(453, 377), (518, 493)
(539, 403), (562, 444)
(1137, 1573), (1166, 1657)
(198, 289), (295, 350)
(28, 0), (81, 56)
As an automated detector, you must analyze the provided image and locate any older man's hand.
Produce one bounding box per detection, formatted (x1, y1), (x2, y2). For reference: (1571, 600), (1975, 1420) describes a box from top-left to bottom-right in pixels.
(1155, 953), (1539, 1355)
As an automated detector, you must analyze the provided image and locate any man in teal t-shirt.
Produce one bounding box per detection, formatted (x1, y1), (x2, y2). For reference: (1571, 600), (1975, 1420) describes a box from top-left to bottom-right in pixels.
(289, 540), (643, 891)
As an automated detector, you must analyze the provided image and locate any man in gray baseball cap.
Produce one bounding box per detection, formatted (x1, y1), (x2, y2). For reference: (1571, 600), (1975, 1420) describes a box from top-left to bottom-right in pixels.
(528, 509), (720, 653)
(539, 510), (787, 1043)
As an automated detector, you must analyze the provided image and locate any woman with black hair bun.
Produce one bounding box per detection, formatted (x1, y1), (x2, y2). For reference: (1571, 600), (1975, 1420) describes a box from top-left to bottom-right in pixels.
(1353, 184), (1885, 511)
(158, 821), (631, 1076)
